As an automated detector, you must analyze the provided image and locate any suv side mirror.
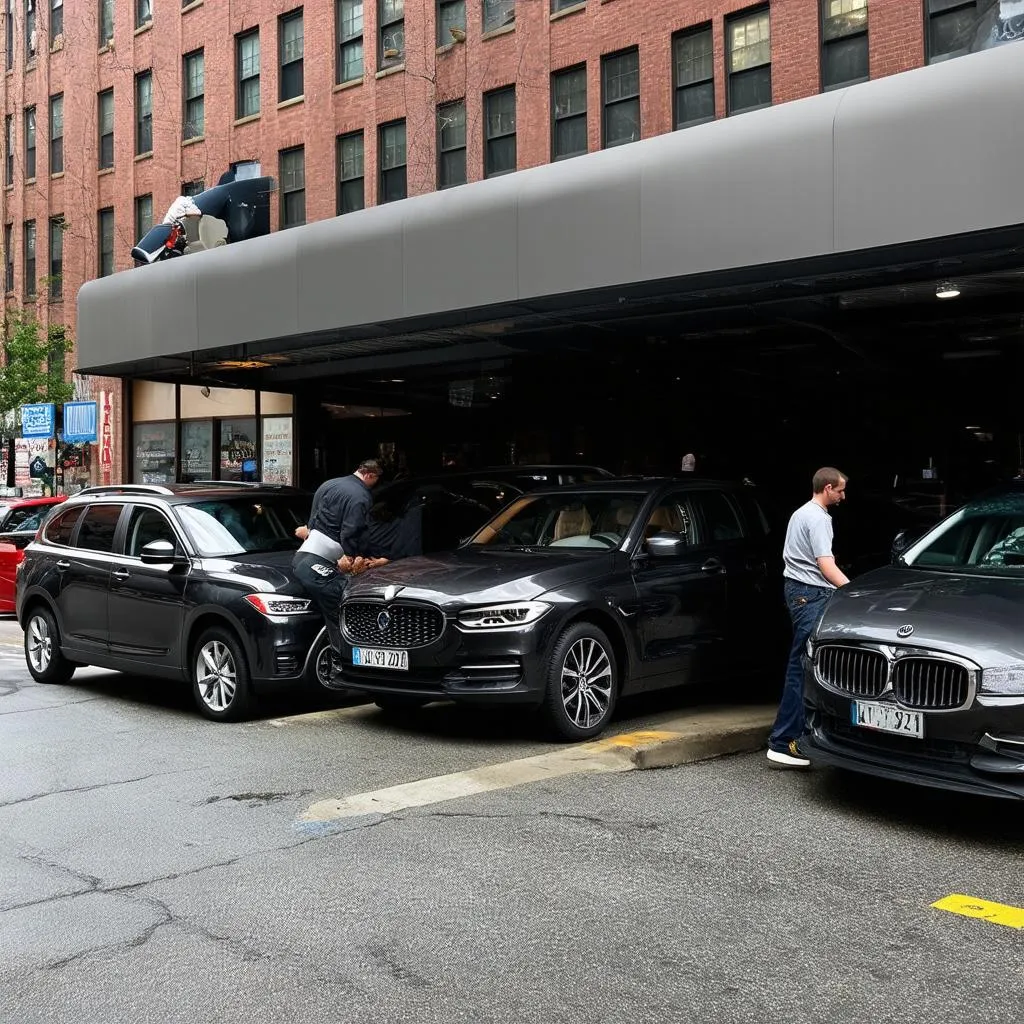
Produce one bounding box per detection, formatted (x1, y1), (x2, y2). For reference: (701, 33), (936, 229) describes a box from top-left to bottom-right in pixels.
(139, 539), (188, 567)
(646, 532), (687, 558)
(891, 529), (920, 564)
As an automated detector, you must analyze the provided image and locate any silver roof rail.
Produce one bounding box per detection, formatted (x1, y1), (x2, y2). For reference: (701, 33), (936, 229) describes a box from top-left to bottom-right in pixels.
(74, 484), (176, 496)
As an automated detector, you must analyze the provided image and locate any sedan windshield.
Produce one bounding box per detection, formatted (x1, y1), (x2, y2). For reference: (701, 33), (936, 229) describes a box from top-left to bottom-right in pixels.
(175, 496), (310, 556)
(468, 491), (644, 551)
(906, 492), (1024, 575)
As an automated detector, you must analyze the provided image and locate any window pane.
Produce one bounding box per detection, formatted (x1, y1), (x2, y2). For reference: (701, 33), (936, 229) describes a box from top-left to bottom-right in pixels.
(341, 38), (363, 80)
(603, 51), (638, 103)
(282, 13), (304, 61)
(823, 33), (869, 87)
(281, 62), (303, 99)
(241, 77), (260, 117)
(50, 95), (62, 138)
(77, 505), (123, 552)
(240, 33), (260, 78)
(340, 134), (364, 179)
(281, 151), (305, 190)
(604, 97), (639, 147)
(220, 419), (258, 481)
(437, 0), (466, 45)
(439, 102), (466, 151)
(676, 80), (715, 127)
(340, 178), (364, 213)
(99, 93), (114, 134)
(483, 0), (515, 32)
(823, 0), (868, 40)
(340, 0), (364, 38)
(381, 21), (404, 58)
(928, 5), (978, 60)
(554, 115), (587, 158)
(729, 65), (771, 112)
(185, 53), (204, 99)
(381, 0), (403, 24)
(381, 124), (406, 169)
(486, 134), (516, 176)
(180, 420), (213, 481)
(553, 67), (586, 118)
(486, 88), (515, 138)
(675, 27), (713, 86)
(439, 150), (466, 188)
(381, 167), (406, 203)
(728, 11), (771, 71)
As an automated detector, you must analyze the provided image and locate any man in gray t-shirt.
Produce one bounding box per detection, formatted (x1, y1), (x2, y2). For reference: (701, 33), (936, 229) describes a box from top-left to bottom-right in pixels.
(767, 467), (850, 769)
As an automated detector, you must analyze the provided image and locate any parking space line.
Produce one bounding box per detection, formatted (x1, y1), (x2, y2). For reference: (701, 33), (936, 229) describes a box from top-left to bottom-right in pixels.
(932, 894), (1024, 929)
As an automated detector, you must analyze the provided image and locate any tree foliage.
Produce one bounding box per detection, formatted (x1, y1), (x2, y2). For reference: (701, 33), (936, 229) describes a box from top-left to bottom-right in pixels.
(0, 309), (74, 430)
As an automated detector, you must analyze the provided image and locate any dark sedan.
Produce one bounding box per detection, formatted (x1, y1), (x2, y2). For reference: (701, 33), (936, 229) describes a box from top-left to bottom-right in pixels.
(805, 483), (1024, 799)
(329, 479), (782, 740)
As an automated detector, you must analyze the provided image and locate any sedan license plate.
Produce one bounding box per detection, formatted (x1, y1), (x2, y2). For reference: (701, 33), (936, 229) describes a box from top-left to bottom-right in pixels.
(352, 647), (409, 671)
(851, 700), (923, 739)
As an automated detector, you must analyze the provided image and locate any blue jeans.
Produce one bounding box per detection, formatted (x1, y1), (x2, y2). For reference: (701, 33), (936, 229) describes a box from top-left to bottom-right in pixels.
(769, 579), (832, 751)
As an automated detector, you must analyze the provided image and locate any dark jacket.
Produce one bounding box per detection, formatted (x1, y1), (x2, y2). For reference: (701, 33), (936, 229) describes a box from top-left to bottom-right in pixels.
(308, 474), (373, 555)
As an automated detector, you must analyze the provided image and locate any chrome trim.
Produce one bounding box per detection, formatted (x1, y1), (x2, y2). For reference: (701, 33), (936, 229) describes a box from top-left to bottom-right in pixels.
(813, 641), (979, 713)
(460, 663), (520, 670)
(979, 732), (1024, 752)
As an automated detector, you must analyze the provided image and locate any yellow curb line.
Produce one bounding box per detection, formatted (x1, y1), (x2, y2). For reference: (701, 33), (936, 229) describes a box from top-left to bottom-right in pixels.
(932, 894), (1024, 929)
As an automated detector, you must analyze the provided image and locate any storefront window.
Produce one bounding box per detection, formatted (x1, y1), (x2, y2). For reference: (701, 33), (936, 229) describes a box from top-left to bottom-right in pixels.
(261, 416), (294, 485)
(133, 422), (176, 483)
(220, 418), (258, 481)
(180, 420), (213, 482)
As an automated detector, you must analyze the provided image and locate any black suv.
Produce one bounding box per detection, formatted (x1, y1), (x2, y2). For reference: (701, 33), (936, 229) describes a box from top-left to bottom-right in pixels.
(15, 483), (327, 720)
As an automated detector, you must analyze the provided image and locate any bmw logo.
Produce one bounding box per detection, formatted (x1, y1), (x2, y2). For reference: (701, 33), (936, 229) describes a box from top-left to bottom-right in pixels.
(896, 624), (914, 639)
(377, 609), (392, 632)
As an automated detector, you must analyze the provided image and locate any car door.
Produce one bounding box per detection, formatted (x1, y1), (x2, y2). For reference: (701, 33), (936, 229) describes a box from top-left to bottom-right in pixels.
(106, 504), (191, 667)
(57, 502), (125, 652)
(630, 490), (728, 689)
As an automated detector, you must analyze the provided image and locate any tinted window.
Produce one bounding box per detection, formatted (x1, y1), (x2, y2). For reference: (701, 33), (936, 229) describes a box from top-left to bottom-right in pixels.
(693, 490), (745, 542)
(5, 506), (38, 531)
(125, 507), (179, 557)
(44, 506), (84, 546)
(9, 508), (46, 534)
(175, 495), (310, 556)
(641, 492), (693, 543)
(76, 505), (124, 553)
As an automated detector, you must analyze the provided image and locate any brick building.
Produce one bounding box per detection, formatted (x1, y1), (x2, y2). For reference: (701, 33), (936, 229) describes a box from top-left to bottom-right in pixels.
(0, 0), (1005, 483)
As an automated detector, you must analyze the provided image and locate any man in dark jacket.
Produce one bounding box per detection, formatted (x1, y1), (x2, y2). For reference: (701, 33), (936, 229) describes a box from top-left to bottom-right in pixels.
(292, 459), (383, 679)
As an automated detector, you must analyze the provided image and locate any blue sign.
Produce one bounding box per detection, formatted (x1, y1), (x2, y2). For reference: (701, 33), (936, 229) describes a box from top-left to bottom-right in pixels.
(21, 403), (55, 439)
(63, 402), (99, 444)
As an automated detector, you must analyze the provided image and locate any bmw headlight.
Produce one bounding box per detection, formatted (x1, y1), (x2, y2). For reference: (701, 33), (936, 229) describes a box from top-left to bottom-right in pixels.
(980, 666), (1024, 696)
(457, 601), (550, 629)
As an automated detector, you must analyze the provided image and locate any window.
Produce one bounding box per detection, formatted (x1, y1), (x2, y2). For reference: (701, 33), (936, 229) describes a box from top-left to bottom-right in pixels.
(182, 179), (204, 196)
(48, 216), (62, 299)
(378, 120), (407, 203)
(77, 505), (124, 553)
(379, 0), (404, 68)
(926, 0), (977, 63)
(692, 490), (744, 542)
(3, 224), (12, 292)
(231, 159), (261, 179)
(437, 100), (466, 189)
(337, 0), (364, 83)
(821, 0), (868, 89)
(126, 508), (179, 558)
(236, 30), (260, 118)
(601, 48), (639, 148)
(336, 131), (365, 214)
(49, 94), (63, 174)
(23, 220), (34, 297)
(99, 0), (114, 45)
(551, 65), (587, 160)
(135, 71), (152, 155)
(25, 0), (35, 59)
(483, 0), (515, 32)
(98, 89), (114, 169)
(136, 0), (151, 28)
(551, 0), (583, 10)
(24, 107), (35, 179)
(98, 207), (114, 277)
(437, 0), (465, 45)
(673, 24), (715, 128)
(44, 507), (84, 546)
(484, 86), (516, 177)
(279, 9), (304, 101)
(133, 423), (175, 483)
(5, 0), (12, 70)
(51, 0), (63, 41)
(135, 194), (153, 240)
(183, 50), (205, 140)
(727, 7), (771, 114)
(279, 146), (305, 228)
(5, 115), (13, 186)
(640, 493), (692, 544)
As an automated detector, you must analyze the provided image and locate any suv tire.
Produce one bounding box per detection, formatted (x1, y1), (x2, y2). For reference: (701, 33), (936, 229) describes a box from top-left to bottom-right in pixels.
(191, 625), (252, 722)
(541, 622), (618, 741)
(24, 605), (76, 685)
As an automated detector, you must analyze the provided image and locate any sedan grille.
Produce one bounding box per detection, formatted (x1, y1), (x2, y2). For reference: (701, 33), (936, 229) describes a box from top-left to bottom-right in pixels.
(892, 658), (970, 710)
(815, 646), (888, 698)
(343, 602), (444, 649)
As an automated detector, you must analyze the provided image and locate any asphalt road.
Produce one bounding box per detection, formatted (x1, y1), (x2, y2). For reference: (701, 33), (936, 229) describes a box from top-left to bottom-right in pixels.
(1, 619), (1022, 1024)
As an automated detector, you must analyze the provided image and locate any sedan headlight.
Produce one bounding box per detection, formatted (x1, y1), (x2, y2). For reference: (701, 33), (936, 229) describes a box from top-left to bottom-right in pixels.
(980, 666), (1024, 696)
(457, 601), (550, 629)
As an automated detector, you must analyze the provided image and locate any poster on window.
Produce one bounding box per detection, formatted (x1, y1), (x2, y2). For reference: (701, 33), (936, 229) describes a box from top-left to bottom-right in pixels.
(15, 438), (54, 496)
(261, 417), (293, 486)
(180, 420), (213, 481)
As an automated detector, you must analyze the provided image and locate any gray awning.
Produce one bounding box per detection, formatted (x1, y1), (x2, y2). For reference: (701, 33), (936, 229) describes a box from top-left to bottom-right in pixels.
(77, 44), (1024, 377)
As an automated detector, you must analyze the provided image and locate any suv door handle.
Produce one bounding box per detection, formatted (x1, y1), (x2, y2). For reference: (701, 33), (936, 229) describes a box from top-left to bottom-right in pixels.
(701, 558), (725, 574)
(55, 559), (70, 570)
(112, 568), (130, 580)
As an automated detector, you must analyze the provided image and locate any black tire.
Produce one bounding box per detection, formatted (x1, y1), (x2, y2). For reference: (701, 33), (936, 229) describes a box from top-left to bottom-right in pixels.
(374, 696), (428, 714)
(305, 634), (335, 691)
(191, 626), (252, 722)
(541, 621), (619, 741)
(23, 605), (75, 685)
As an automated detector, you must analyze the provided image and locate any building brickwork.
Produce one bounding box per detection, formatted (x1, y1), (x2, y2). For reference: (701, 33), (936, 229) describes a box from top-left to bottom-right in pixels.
(0, 0), (930, 480)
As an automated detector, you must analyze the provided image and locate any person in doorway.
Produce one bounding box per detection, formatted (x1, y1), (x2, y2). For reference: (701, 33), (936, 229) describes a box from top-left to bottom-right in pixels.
(291, 459), (383, 681)
(767, 466), (850, 769)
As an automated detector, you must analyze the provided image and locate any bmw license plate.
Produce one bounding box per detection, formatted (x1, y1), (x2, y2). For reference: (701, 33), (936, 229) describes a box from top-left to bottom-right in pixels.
(352, 647), (409, 671)
(851, 700), (923, 739)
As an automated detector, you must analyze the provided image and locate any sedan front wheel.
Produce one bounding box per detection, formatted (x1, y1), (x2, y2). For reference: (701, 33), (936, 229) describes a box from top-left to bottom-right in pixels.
(542, 622), (618, 741)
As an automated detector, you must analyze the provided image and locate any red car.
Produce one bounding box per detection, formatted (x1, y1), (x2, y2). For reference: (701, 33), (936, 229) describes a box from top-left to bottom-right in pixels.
(0, 496), (65, 613)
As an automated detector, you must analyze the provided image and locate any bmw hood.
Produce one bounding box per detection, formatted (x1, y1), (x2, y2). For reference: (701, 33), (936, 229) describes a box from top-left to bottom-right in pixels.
(815, 566), (1024, 666)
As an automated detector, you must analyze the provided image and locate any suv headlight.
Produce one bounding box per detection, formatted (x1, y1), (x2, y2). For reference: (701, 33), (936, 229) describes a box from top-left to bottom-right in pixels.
(457, 601), (550, 629)
(980, 666), (1024, 696)
(244, 593), (313, 617)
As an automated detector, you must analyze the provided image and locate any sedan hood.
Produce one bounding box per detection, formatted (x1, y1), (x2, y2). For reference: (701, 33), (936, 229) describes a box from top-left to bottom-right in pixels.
(343, 549), (617, 608)
(816, 566), (1024, 666)
(199, 548), (306, 595)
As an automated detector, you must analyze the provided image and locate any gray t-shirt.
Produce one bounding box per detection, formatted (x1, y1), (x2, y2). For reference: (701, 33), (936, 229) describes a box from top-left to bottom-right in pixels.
(782, 499), (835, 588)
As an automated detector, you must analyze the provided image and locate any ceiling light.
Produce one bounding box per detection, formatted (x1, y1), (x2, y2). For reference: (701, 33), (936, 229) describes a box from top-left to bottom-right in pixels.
(936, 281), (961, 299)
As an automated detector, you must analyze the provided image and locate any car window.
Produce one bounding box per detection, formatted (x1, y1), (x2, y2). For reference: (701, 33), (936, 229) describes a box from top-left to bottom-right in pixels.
(11, 508), (46, 533)
(125, 507), (180, 557)
(638, 491), (692, 543)
(76, 504), (124, 553)
(175, 496), (310, 556)
(5, 507), (37, 531)
(692, 490), (745, 542)
(43, 506), (84, 546)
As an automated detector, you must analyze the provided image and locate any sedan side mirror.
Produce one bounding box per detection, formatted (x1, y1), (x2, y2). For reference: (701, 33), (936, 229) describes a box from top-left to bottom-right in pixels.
(891, 529), (920, 563)
(646, 532), (688, 558)
(139, 539), (188, 567)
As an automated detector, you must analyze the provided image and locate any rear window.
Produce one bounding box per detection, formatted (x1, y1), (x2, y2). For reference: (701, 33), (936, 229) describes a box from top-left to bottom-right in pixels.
(76, 505), (124, 553)
(43, 506), (85, 546)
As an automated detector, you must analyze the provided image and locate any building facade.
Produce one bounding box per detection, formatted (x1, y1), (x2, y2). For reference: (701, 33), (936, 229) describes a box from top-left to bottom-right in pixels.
(0, 0), (1011, 485)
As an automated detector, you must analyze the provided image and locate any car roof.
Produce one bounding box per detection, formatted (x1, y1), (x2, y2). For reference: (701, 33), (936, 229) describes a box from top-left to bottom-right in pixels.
(2, 495), (66, 507)
(506, 476), (751, 496)
(61, 483), (308, 505)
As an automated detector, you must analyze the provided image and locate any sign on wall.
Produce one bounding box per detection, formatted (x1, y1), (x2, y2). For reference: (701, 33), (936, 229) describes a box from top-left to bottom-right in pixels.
(21, 403), (55, 439)
(63, 401), (99, 444)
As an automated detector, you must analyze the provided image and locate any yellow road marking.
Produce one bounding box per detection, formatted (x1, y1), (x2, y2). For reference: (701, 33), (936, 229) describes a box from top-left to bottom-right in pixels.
(932, 894), (1024, 929)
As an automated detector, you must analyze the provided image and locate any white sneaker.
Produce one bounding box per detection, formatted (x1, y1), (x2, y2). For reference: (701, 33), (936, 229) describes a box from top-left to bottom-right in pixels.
(766, 740), (811, 768)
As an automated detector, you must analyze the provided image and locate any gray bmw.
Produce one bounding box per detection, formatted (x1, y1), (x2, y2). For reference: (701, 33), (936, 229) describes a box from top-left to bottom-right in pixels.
(805, 484), (1024, 800)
